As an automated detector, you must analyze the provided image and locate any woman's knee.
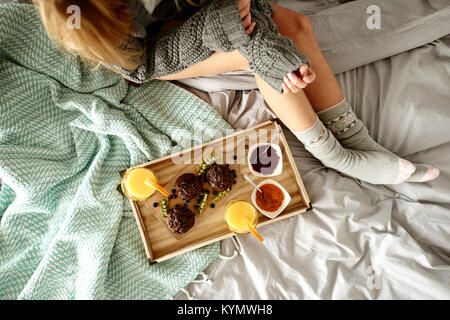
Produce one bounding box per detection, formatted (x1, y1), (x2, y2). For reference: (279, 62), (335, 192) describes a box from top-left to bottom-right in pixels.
(271, 4), (313, 39)
(292, 13), (313, 37)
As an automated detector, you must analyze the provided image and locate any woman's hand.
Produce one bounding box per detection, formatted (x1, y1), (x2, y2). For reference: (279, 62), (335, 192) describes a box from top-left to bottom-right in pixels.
(282, 63), (316, 93)
(238, 0), (256, 35)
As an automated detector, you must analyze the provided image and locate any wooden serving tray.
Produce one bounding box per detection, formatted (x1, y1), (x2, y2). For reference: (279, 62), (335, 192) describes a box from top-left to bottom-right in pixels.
(125, 121), (310, 263)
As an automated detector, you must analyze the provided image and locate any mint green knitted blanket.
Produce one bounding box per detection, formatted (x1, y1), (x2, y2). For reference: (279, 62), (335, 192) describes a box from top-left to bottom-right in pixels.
(0, 4), (231, 299)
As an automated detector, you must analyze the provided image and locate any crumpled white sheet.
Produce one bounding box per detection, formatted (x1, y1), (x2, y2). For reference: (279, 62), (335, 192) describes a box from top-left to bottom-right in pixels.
(174, 0), (450, 299)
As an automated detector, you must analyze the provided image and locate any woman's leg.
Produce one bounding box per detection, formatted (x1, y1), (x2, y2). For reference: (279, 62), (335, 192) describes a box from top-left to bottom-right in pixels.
(270, 3), (343, 112)
(158, 50), (250, 81)
(270, 4), (438, 181)
(254, 74), (416, 184)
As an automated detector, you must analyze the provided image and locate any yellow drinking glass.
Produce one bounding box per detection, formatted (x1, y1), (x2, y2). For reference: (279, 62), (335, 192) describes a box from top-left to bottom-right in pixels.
(121, 167), (158, 201)
(225, 200), (263, 242)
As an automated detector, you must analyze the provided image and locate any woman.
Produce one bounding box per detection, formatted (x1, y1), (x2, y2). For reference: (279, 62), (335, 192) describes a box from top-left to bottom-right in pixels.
(33, 0), (439, 184)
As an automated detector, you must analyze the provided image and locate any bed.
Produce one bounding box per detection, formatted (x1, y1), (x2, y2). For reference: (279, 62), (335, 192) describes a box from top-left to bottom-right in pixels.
(0, 0), (448, 300)
(173, 0), (450, 299)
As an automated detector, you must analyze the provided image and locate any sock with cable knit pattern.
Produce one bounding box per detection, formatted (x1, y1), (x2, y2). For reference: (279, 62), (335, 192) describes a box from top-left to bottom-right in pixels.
(292, 116), (416, 184)
(317, 99), (439, 182)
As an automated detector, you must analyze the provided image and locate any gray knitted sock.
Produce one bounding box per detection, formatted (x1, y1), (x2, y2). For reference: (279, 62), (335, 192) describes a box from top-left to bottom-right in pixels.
(317, 99), (440, 182)
(292, 117), (416, 185)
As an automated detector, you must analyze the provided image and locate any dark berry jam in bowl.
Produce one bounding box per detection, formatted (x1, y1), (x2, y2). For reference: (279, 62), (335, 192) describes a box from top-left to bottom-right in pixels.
(247, 143), (283, 177)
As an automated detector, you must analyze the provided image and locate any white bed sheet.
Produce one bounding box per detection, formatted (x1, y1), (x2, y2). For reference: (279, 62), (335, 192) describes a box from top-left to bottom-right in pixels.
(174, 0), (450, 300)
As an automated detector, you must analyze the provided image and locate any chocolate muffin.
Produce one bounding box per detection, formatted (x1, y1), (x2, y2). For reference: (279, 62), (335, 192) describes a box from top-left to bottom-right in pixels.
(206, 164), (233, 192)
(175, 173), (203, 200)
(166, 206), (195, 235)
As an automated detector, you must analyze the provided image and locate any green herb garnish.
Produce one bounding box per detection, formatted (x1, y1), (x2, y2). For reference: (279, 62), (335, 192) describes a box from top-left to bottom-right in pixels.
(196, 193), (209, 215)
(160, 196), (169, 217)
(196, 152), (216, 176)
(211, 188), (230, 204)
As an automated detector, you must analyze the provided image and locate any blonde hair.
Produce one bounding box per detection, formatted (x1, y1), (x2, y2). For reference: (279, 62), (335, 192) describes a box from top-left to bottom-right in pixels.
(34, 0), (141, 69)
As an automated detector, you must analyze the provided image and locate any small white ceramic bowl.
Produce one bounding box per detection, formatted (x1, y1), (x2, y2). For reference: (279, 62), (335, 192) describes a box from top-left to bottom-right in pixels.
(247, 143), (283, 177)
(251, 179), (291, 219)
